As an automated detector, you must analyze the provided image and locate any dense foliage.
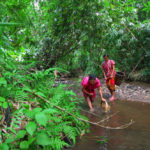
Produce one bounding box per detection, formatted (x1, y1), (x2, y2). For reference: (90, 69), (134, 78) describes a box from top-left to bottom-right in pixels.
(0, 0), (149, 149)
(1, 0), (150, 79)
(0, 51), (89, 149)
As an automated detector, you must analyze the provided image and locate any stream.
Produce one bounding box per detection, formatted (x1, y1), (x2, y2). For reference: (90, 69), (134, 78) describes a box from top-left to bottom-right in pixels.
(74, 100), (150, 150)
(58, 77), (150, 150)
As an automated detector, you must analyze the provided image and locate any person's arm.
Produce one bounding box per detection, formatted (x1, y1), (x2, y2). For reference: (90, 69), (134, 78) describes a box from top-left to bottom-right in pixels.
(97, 86), (106, 102)
(103, 70), (107, 80)
(110, 64), (115, 78)
(82, 87), (93, 96)
(102, 65), (107, 80)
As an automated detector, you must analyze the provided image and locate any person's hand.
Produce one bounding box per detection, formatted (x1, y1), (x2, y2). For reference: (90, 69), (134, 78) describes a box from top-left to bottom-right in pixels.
(88, 93), (93, 96)
(110, 75), (113, 78)
(105, 76), (107, 80)
(101, 98), (106, 102)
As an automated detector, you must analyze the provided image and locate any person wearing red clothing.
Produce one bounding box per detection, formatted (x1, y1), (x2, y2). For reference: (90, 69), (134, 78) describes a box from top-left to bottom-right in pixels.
(81, 74), (106, 112)
(102, 54), (116, 101)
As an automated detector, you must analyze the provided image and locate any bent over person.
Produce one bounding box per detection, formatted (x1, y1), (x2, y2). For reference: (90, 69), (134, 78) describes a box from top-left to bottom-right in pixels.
(81, 74), (106, 112)
(102, 54), (116, 101)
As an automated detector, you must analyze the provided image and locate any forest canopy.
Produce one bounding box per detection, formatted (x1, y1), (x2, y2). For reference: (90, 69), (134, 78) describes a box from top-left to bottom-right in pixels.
(0, 0), (150, 80)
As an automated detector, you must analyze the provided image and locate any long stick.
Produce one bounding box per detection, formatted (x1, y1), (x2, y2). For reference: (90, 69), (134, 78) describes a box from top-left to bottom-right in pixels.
(96, 111), (119, 124)
(79, 108), (100, 117)
(31, 91), (134, 130)
(79, 108), (119, 124)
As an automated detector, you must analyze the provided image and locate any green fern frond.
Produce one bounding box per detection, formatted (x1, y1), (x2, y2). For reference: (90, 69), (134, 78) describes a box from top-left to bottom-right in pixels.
(49, 137), (69, 150)
(63, 125), (77, 145)
(15, 90), (28, 101)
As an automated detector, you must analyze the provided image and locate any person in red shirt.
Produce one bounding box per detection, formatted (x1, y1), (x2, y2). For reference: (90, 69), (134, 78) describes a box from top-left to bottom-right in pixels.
(81, 74), (106, 112)
(102, 54), (116, 101)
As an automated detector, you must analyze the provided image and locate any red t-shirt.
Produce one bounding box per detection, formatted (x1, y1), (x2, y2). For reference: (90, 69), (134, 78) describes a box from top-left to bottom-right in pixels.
(81, 76), (101, 98)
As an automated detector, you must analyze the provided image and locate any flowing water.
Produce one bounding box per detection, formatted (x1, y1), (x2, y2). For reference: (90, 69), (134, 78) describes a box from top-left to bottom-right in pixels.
(74, 100), (150, 150)
(61, 78), (150, 150)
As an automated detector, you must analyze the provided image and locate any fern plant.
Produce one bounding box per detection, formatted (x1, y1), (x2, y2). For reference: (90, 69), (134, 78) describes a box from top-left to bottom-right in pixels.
(0, 50), (89, 150)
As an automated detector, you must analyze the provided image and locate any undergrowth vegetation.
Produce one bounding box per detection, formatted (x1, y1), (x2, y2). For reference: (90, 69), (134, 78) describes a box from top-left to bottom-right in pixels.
(0, 51), (89, 150)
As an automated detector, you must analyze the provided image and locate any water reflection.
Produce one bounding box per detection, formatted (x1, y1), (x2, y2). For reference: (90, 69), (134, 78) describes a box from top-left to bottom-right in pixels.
(74, 100), (150, 150)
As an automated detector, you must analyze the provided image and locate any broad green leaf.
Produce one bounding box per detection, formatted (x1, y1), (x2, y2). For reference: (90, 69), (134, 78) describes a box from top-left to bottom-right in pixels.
(0, 115), (2, 120)
(20, 141), (29, 149)
(0, 77), (7, 86)
(104, 1), (109, 8)
(26, 122), (37, 136)
(28, 136), (36, 145)
(2, 102), (8, 109)
(36, 133), (50, 146)
(24, 110), (35, 119)
(35, 112), (48, 126)
(5, 135), (14, 143)
(15, 130), (26, 140)
(2, 143), (9, 150)
(0, 97), (5, 102)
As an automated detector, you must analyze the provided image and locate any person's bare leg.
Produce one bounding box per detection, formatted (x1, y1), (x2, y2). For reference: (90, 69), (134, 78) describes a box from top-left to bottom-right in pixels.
(109, 91), (115, 101)
(112, 91), (115, 98)
(109, 89), (112, 95)
(108, 88), (113, 97)
(85, 97), (94, 111)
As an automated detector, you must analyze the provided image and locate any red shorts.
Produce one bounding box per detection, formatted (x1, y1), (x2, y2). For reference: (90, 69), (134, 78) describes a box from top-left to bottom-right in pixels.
(106, 78), (115, 91)
(83, 92), (95, 103)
